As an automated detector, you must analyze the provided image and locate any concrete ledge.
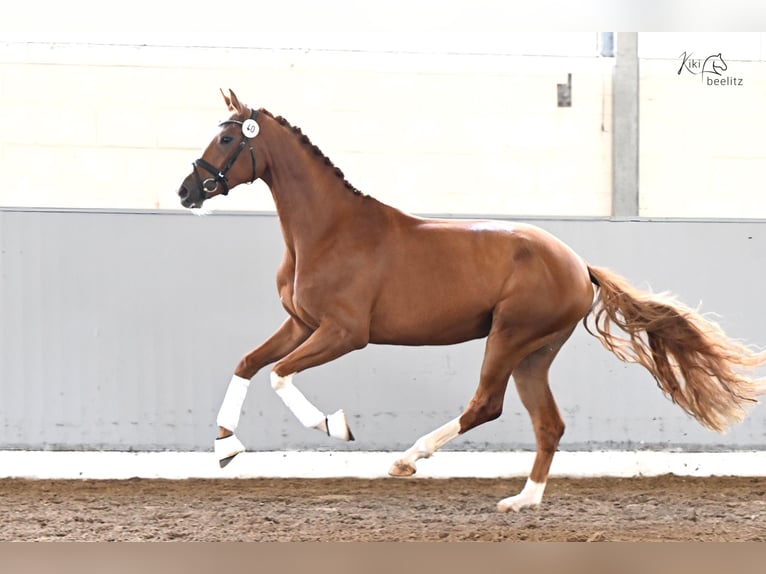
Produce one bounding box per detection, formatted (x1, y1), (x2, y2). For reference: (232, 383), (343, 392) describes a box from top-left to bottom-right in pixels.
(1, 450), (765, 480)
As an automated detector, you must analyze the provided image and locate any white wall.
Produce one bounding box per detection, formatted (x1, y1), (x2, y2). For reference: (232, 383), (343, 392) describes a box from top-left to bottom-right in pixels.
(1, 4), (609, 215)
(639, 33), (766, 218)
(2, 25), (765, 218)
(0, 41), (610, 216)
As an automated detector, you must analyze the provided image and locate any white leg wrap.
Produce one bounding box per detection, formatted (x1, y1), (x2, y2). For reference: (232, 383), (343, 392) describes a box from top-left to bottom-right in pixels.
(216, 374), (251, 431)
(214, 434), (246, 467)
(270, 372), (326, 429)
(325, 409), (354, 441)
(497, 478), (547, 513)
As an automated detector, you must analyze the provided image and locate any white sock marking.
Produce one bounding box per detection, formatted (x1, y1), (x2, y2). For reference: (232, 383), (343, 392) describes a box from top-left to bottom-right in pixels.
(396, 418), (461, 469)
(497, 478), (547, 512)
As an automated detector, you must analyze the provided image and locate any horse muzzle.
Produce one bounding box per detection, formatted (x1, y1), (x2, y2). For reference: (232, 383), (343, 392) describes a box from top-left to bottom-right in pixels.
(178, 174), (213, 209)
(178, 184), (200, 209)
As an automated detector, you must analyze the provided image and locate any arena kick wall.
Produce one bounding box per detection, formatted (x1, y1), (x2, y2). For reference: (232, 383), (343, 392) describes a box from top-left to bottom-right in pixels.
(1, 209), (765, 453)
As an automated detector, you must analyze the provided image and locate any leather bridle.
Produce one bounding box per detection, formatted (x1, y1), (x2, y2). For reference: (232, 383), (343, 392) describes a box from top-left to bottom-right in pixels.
(192, 108), (259, 198)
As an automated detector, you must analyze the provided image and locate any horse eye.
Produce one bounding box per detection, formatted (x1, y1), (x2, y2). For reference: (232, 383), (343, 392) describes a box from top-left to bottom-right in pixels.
(220, 135), (233, 145)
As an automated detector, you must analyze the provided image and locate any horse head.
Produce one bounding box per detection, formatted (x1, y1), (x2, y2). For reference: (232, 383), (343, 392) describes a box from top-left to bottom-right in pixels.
(178, 89), (265, 209)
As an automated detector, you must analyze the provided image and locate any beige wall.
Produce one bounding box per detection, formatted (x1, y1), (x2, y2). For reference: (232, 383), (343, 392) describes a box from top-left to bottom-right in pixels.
(638, 32), (766, 218)
(4, 33), (765, 218)
(0, 44), (612, 216)
(640, 58), (766, 218)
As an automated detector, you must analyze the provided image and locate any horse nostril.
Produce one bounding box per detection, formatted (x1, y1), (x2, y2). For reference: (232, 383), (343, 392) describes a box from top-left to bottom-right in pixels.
(179, 186), (189, 200)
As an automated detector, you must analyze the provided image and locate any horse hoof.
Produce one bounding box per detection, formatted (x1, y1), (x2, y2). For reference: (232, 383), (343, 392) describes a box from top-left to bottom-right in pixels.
(326, 409), (355, 441)
(215, 434), (245, 468)
(388, 460), (416, 477)
(496, 497), (539, 513)
(496, 500), (515, 513)
(219, 454), (238, 469)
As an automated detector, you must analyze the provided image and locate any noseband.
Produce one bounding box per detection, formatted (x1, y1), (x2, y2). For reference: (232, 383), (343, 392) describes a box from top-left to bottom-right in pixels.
(192, 108), (259, 198)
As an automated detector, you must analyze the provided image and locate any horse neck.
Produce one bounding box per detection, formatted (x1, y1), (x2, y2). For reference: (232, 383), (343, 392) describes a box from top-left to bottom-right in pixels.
(261, 122), (365, 250)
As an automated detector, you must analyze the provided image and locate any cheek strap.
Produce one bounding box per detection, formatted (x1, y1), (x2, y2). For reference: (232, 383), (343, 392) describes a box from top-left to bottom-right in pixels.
(194, 108), (260, 198)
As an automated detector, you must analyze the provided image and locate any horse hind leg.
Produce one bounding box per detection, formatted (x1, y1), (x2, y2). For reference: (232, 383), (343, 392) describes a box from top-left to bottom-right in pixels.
(389, 327), (518, 477)
(496, 327), (574, 512)
(388, 417), (464, 476)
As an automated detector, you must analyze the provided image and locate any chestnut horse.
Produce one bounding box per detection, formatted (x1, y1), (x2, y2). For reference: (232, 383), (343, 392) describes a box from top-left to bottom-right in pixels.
(177, 90), (765, 512)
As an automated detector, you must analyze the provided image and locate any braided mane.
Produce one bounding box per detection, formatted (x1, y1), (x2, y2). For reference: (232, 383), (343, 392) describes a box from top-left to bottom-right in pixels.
(259, 108), (365, 197)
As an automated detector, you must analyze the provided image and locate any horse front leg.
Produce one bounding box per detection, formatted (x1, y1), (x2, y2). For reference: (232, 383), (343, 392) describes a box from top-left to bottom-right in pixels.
(269, 321), (369, 441)
(214, 317), (310, 467)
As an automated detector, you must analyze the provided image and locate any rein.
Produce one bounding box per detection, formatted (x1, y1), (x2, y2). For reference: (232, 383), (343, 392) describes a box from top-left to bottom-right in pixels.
(192, 108), (259, 198)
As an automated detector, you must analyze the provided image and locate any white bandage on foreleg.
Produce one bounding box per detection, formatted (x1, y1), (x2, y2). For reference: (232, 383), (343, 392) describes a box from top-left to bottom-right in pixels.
(270, 372), (326, 429)
(216, 374), (251, 431)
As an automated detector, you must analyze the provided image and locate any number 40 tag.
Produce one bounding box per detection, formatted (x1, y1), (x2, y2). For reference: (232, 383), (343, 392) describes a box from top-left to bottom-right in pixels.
(242, 119), (259, 138)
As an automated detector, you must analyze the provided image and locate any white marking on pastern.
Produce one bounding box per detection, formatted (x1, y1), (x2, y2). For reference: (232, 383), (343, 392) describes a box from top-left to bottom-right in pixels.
(390, 418), (461, 475)
(497, 478), (546, 512)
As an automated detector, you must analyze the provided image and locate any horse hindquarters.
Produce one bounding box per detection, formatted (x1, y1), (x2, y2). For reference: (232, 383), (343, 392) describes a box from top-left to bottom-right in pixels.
(390, 228), (593, 511)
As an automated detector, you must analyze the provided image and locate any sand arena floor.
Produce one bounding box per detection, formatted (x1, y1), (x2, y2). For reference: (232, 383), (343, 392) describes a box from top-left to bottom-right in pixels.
(2, 475), (765, 541)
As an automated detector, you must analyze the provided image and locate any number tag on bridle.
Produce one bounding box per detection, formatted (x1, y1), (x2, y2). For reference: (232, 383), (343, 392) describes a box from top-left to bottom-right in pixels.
(242, 119), (259, 138)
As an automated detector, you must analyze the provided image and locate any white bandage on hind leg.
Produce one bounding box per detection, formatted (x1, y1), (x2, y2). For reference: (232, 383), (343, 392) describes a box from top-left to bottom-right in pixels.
(270, 372), (326, 429)
(216, 374), (251, 431)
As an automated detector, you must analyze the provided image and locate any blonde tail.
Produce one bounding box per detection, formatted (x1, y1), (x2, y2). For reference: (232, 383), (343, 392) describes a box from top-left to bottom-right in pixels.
(584, 265), (766, 432)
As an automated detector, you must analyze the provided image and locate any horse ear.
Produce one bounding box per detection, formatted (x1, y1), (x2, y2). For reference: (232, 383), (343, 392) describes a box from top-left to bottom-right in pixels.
(228, 89), (245, 114)
(220, 88), (233, 111)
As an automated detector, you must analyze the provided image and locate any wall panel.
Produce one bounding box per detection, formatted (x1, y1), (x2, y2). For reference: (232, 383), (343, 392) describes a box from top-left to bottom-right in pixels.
(1, 210), (765, 452)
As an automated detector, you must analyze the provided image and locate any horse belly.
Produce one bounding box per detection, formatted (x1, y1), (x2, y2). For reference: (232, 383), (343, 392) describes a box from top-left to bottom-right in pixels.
(367, 224), (513, 345)
(369, 288), (494, 346)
